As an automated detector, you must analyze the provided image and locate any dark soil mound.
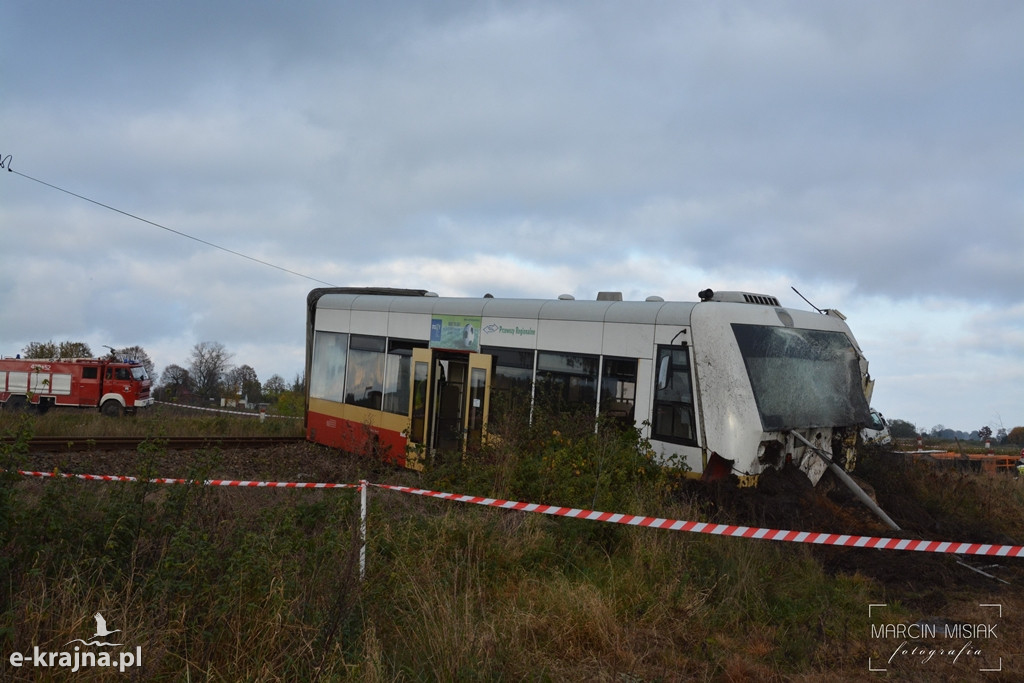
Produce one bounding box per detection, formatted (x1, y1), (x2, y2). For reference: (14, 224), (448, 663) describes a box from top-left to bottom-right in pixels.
(688, 461), (1021, 592)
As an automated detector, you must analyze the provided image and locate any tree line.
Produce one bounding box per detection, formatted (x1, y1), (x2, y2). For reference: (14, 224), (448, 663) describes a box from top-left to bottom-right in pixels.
(21, 340), (155, 377)
(876, 418), (1024, 445)
(16, 339), (304, 415)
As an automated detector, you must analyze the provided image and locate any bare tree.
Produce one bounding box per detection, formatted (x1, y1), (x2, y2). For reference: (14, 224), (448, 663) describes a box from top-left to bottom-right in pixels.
(22, 340), (93, 359)
(59, 341), (93, 358)
(225, 364), (261, 404)
(159, 364), (193, 401)
(263, 374), (286, 401)
(189, 341), (233, 401)
(22, 341), (58, 358)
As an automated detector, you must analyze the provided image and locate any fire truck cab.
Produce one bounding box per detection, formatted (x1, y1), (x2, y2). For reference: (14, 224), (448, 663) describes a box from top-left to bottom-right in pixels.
(0, 357), (153, 416)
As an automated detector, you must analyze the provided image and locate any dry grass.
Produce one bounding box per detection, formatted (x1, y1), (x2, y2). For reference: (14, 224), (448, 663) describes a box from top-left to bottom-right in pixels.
(0, 403), (304, 438)
(3, 414), (1024, 679)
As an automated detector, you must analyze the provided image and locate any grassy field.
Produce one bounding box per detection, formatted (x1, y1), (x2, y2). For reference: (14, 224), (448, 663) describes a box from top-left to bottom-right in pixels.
(3, 402), (305, 438)
(2, 410), (1024, 680)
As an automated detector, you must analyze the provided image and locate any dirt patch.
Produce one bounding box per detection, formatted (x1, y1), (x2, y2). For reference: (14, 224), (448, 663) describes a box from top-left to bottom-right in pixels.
(686, 463), (1024, 592)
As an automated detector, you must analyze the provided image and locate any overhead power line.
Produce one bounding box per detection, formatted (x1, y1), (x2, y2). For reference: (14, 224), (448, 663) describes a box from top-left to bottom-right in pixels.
(2, 156), (338, 287)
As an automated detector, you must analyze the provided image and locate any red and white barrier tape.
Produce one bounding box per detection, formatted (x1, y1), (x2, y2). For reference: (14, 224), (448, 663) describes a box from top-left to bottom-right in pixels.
(371, 483), (1024, 559)
(10, 470), (1024, 558)
(154, 400), (302, 419)
(16, 470), (358, 489)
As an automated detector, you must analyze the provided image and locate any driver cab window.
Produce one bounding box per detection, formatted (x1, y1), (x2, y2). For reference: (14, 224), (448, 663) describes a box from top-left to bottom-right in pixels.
(651, 345), (697, 445)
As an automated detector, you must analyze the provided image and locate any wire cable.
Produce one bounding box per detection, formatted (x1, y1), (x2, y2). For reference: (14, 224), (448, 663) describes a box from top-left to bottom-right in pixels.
(3, 156), (339, 287)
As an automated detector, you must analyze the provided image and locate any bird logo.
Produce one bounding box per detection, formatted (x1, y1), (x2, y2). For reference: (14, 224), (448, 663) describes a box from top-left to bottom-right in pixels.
(92, 613), (121, 639)
(65, 612), (123, 647)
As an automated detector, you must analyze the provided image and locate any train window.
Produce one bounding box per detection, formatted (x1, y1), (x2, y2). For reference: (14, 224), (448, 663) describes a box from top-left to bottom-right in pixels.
(481, 346), (534, 426)
(382, 339), (425, 415)
(481, 347), (534, 370)
(535, 351), (598, 415)
(345, 335), (386, 409)
(466, 366), (487, 448)
(651, 345), (697, 445)
(349, 335), (386, 353)
(600, 357), (637, 426)
(410, 359), (429, 443)
(309, 331), (348, 402)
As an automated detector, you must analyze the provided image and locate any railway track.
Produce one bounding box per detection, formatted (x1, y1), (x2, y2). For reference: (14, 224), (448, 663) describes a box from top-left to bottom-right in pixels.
(3, 435), (306, 453)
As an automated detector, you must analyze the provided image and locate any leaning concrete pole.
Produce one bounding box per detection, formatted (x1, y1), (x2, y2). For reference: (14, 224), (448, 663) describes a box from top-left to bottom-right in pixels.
(789, 430), (900, 531)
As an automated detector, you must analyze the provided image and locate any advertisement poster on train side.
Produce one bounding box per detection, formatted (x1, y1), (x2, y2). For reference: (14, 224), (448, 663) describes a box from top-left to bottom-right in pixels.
(429, 315), (482, 352)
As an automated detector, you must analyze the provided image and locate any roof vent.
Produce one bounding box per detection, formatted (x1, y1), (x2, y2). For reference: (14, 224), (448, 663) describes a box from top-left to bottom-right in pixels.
(597, 291), (622, 301)
(699, 289), (780, 307)
(557, 293), (575, 300)
(741, 292), (781, 306)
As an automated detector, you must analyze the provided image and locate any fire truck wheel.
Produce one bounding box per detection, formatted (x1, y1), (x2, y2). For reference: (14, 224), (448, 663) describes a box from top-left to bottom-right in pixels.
(4, 396), (28, 413)
(101, 400), (124, 418)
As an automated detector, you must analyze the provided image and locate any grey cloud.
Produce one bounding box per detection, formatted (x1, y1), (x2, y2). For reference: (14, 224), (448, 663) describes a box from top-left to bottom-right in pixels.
(3, 1), (1022, 429)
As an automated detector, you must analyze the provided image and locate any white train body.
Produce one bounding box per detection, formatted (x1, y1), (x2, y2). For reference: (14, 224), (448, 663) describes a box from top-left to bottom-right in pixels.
(305, 287), (873, 483)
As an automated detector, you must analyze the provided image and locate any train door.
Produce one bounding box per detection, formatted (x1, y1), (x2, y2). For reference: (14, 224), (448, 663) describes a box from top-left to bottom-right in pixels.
(464, 353), (492, 450)
(408, 349), (492, 457)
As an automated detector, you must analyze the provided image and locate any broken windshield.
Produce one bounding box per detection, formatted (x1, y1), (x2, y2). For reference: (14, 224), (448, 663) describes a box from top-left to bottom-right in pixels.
(731, 324), (870, 432)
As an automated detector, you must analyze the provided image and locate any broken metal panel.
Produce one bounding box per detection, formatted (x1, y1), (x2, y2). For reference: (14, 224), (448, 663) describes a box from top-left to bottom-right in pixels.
(793, 429), (832, 485)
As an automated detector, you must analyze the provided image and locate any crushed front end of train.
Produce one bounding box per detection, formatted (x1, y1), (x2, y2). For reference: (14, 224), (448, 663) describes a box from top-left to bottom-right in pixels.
(689, 292), (873, 485)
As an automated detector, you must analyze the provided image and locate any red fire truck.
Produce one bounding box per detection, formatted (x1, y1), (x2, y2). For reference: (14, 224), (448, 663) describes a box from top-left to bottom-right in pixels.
(0, 357), (153, 416)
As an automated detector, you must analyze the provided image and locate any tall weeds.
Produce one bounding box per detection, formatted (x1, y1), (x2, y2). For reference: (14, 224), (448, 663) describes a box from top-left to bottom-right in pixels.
(0, 404), (304, 439)
(2, 412), (1020, 679)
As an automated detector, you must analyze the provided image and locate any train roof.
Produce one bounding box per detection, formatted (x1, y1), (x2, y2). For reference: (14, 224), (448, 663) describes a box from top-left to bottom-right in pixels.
(309, 287), (708, 327)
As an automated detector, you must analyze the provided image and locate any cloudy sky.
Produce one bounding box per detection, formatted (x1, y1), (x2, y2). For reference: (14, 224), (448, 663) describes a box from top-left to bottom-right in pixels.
(2, 1), (1021, 433)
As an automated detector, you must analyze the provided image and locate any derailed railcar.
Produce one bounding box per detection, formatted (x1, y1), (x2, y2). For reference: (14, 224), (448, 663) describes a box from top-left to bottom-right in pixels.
(304, 287), (873, 484)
